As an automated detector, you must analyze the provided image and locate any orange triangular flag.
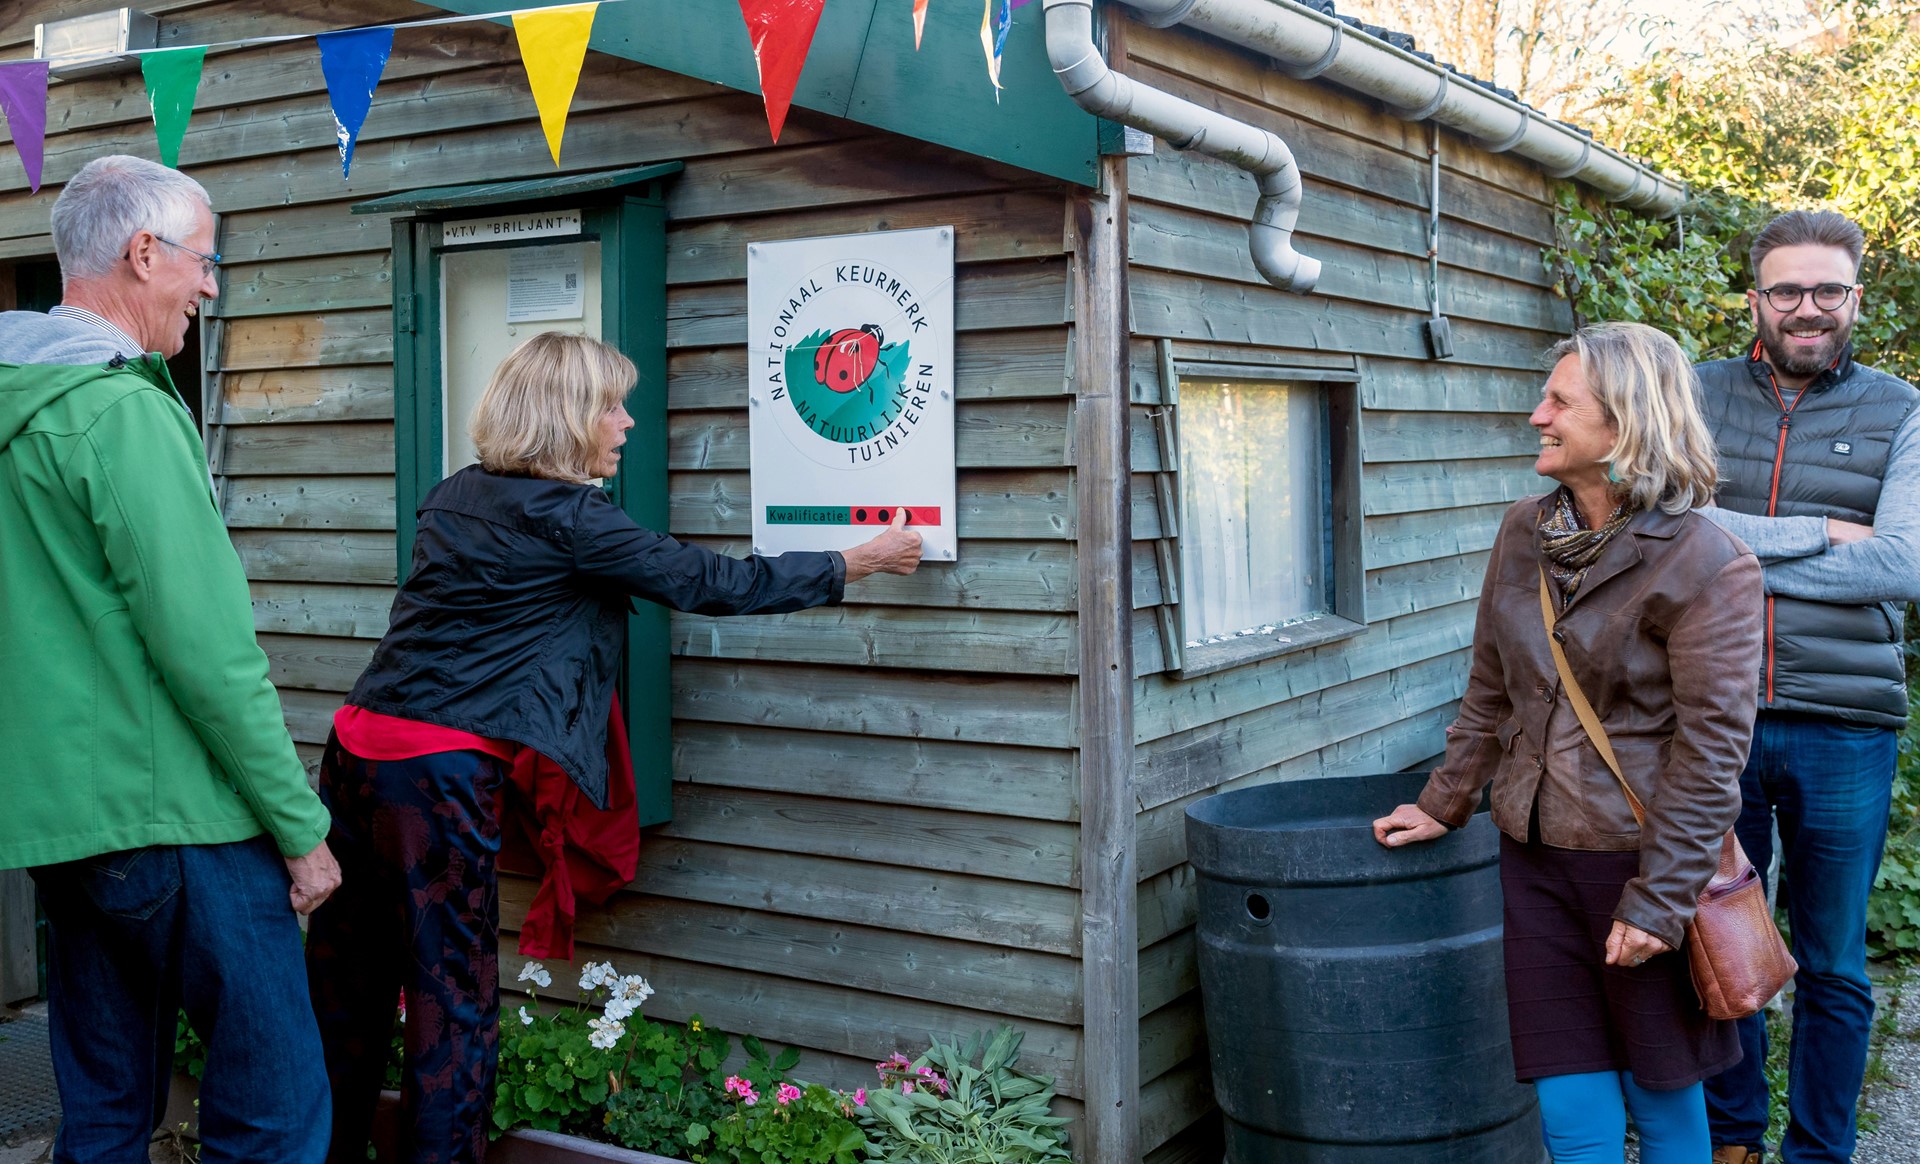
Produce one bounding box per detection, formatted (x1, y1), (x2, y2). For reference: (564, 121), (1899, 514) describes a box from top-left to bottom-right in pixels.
(513, 2), (599, 165)
(914, 0), (929, 48)
(738, 0), (827, 142)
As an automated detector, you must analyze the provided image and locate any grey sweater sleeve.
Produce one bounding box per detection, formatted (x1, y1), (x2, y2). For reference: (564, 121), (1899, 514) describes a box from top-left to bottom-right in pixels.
(1706, 408), (1920, 604)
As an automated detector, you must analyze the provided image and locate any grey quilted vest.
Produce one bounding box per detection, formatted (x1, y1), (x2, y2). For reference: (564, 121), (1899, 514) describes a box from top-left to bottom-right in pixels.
(1697, 348), (1917, 725)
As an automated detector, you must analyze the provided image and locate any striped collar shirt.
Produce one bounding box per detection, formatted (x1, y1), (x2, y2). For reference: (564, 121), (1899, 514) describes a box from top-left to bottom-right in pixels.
(48, 305), (148, 361)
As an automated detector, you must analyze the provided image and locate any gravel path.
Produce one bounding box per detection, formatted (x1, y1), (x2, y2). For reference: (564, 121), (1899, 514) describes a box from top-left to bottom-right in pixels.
(1855, 963), (1918, 1164)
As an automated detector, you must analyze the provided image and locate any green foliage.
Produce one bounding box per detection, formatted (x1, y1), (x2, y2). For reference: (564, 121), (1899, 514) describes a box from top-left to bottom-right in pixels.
(174, 1012), (207, 1080)
(1870, 628), (1920, 959)
(857, 1029), (1071, 1164)
(710, 1082), (866, 1164)
(598, 1017), (732, 1158)
(493, 960), (656, 1136)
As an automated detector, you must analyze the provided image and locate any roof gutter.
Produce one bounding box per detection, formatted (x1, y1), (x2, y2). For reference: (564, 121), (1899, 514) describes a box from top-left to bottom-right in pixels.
(1044, 0), (1321, 293)
(1040, 0), (1684, 296)
(1120, 0), (1686, 215)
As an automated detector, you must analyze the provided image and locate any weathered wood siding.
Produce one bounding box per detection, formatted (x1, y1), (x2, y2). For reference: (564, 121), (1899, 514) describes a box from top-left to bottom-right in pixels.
(1118, 18), (1570, 1156)
(0, 0), (1091, 1114)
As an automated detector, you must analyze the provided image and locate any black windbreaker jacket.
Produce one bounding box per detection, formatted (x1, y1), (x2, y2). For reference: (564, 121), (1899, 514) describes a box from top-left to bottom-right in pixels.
(347, 466), (844, 806)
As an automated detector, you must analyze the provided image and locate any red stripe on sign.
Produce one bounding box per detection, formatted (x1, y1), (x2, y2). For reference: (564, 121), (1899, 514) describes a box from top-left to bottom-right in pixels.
(847, 506), (941, 525)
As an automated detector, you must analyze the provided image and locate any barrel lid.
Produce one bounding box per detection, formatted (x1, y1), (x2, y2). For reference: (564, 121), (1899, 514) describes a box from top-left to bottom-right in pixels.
(1184, 772), (1496, 886)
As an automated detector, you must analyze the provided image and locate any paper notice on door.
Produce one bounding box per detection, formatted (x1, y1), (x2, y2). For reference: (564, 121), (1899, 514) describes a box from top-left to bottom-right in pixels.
(506, 246), (586, 323)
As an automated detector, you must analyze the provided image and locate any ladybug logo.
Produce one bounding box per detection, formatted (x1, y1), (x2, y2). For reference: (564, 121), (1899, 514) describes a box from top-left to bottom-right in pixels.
(813, 324), (884, 394)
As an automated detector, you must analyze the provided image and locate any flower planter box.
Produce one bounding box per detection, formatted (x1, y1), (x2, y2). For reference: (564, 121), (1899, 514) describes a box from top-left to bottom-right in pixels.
(373, 1091), (691, 1164)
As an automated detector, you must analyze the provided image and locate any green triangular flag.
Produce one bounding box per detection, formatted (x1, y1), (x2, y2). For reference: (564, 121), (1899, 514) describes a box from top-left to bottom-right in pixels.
(142, 46), (205, 168)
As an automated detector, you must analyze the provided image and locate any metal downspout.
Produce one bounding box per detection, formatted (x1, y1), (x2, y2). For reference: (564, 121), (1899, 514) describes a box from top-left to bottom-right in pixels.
(1043, 0), (1322, 293)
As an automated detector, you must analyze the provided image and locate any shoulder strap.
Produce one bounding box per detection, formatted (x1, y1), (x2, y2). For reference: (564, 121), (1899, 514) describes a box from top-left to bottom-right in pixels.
(1538, 566), (1647, 825)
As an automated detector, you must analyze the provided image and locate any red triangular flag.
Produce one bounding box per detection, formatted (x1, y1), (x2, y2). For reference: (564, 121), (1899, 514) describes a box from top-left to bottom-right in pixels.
(738, 0), (827, 142)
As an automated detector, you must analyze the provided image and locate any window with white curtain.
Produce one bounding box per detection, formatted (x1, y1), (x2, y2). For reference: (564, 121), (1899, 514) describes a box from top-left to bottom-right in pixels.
(1161, 369), (1366, 676)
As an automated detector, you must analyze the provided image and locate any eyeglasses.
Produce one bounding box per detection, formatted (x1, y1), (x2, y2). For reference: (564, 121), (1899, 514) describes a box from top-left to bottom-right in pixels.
(153, 235), (221, 279)
(1755, 282), (1856, 313)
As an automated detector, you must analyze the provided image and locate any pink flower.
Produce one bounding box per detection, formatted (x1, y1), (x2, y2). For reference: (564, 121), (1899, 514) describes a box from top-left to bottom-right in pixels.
(853, 1088), (867, 1106)
(901, 1081), (914, 1095)
(775, 1084), (803, 1106)
(725, 1075), (760, 1105)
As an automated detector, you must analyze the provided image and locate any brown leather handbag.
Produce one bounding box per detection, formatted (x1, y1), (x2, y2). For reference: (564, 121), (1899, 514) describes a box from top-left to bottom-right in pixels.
(1539, 569), (1796, 1020)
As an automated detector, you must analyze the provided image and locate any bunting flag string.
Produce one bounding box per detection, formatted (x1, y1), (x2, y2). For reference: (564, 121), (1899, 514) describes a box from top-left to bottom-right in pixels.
(513, 2), (599, 165)
(318, 26), (395, 179)
(737, 0), (828, 143)
(0, 0), (1024, 190)
(0, 61), (48, 193)
(142, 46), (205, 168)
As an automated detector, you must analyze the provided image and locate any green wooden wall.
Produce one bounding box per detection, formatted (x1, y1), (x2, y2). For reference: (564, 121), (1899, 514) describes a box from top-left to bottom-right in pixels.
(1116, 20), (1571, 1160)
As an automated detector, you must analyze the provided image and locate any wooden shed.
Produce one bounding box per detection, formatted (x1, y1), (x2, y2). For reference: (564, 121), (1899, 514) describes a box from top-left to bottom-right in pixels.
(0, 1), (1681, 1159)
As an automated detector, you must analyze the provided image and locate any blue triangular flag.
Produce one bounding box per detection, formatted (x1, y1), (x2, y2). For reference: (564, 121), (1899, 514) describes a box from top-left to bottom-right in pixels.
(318, 26), (394, 178)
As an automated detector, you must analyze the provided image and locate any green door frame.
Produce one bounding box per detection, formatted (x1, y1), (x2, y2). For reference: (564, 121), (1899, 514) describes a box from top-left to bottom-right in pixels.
(359, 162), (680, 825)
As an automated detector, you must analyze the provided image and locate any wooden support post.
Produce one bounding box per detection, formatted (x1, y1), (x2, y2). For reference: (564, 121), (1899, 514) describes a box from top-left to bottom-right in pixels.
(1074, 151), (1139, 1160)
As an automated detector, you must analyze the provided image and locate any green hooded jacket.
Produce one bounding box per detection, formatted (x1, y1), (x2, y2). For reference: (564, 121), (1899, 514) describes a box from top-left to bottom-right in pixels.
(0, 321), (330, 869)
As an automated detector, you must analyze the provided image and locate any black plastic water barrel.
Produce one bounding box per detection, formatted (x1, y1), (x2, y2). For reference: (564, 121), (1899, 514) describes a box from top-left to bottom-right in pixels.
(1185, 771), (1542, 1163)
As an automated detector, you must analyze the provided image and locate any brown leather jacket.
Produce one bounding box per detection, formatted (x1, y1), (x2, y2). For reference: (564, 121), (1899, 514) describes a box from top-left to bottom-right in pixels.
(1416, 493), (1764, 949)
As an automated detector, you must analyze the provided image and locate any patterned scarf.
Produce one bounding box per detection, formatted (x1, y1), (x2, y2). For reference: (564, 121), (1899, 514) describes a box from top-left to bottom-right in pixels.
(1539, 487), (1635, 599)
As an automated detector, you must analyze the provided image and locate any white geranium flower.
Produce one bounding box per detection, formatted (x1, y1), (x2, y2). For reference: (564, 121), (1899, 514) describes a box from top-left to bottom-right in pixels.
(578, 961), (616, 991)
(516, 961), (552, 989)
(616, 975), (654, 1005)
(604, 996), (637, 1023)
(586, 1015), (625, 1050)
(517, 1006), (534, 1026)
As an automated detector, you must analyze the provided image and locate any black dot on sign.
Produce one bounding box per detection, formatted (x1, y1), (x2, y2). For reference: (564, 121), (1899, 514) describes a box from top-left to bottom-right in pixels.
(855, 509), (868, 522)
(878, 509), (891, 522)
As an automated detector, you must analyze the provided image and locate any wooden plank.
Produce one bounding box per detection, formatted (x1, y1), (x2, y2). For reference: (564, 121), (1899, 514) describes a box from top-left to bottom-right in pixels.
(1362, 409), (1541, 463)
(667, 136), (1033, 223)
(1362, 456), (1541, 516)
(1137, 1061), (1218, 1164)
(220, 200), (398, 266)
(0, 869), (35, 1004)
(1365, 502), (1508, 570)
(1362, 358), (1546, 413)
(499, 885), (1085, 1024)
(219, 251), (393, 318)
(505, 939), (1086, 1096)
(220, 422), (394, 475)
(669, 605), (1075, 675)
(1138, 864), (1199, 951)
(251, 580), (395, 639)
(1128, 200), (1568, 333)
(1134, 651), (1470, 812)
(670, 469), (1072, 539)
(672, 723), (1077, 821)
(633, 839), (1081, 953)
(661, 786), (1080, 885)
(1138, 931), (1199, 1018)
(1140, 994), (1205, 1088)
(223, 474), (396, 530)
(667, 190), (1066, 283)
(230, 529), (398, 585)
(669, 327), (1068, 410)
(278, 686), (345, 745)
(1135, 701), (1459, 880)
(1130, 268), (1556, 371)
(257, 632), (374, 692)
(667, 399), (1072, 470)
(667, 259), (1069, 348)
(682, 536), (1073, 611)
(1133, 599), (1476, 744)
(671, 659), (1076, 748)
(218, 365), (394, 423)
(1145, 1118), (1225, 1164)
(221, 311), (392, 370)
(1072, 159), (1140, 1164)
(1365, 551), (1491, 622)
(1128, 338), (1358, 405)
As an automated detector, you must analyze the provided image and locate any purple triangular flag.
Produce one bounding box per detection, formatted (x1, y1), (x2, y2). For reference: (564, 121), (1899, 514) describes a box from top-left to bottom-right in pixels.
(0, 61), (49, 193)
(318, 26), (393, 179)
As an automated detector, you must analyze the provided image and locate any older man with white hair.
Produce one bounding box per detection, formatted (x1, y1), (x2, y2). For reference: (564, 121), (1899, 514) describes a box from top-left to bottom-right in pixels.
(0, 155), (336, 1163)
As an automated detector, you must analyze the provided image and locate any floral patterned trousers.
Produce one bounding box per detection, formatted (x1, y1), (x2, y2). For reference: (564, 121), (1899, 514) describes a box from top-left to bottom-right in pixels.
(307, 737), (506, 1164)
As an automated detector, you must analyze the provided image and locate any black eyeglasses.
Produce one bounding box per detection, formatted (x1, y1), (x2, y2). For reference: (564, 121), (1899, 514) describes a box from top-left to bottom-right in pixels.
(1755, 282), (1856, 313)
(153, 235), (221, 279)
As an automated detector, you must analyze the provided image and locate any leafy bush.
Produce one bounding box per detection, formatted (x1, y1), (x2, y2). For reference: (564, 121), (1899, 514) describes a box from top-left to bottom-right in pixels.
(857, 1029), (1070, 1164)
(710, 1080), (865, 1164)
(598, 1015), (733, 1157)
(493, 959), (657, 1135)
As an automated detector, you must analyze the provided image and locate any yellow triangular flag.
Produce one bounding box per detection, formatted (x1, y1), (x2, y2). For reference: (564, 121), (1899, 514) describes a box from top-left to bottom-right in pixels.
(513, 2), (599, 165)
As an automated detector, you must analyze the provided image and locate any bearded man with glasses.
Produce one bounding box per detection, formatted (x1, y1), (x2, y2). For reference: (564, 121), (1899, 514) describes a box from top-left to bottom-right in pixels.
(1693, 209), (1920, 1164)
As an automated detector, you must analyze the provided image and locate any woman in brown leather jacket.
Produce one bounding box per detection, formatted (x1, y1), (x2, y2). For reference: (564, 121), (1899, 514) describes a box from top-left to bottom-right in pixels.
(1374, 322), (1763, 1163)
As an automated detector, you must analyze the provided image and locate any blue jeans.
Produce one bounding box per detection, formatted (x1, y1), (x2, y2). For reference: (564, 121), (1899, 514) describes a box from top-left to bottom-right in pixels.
(1704, 712), (1896, 1163)
(29, 837), (330, 1164)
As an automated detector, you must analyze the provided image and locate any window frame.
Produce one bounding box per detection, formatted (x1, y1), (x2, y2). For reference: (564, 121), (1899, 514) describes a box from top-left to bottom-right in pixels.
(1160, 357), (1367, 679)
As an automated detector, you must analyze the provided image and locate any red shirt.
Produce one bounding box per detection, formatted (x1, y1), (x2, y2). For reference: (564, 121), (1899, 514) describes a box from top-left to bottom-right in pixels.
(332, 705), (518, 763)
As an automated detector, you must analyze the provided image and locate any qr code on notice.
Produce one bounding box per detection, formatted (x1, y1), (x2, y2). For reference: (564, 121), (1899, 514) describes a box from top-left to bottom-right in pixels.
(565, 274), (578, 290)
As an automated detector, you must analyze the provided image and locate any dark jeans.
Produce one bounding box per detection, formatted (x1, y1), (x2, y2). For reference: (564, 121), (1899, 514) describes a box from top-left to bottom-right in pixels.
(307, 740), (505, 1164)
(1704, 712), (1896, 1163)
(29, 837), (329, 1164)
